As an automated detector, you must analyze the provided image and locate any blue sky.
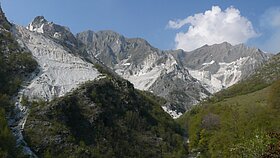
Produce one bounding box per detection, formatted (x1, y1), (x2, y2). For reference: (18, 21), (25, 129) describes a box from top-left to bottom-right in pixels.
(1, 0), (280, 53)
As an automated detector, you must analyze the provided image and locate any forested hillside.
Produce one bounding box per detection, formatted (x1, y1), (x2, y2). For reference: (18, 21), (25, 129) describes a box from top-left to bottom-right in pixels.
(23, 69), (188, 158)
(0, 14), (37, 158)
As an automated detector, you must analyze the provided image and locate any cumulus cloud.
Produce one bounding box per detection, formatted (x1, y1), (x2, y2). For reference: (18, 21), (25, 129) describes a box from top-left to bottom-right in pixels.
(168, 6), (258, 51)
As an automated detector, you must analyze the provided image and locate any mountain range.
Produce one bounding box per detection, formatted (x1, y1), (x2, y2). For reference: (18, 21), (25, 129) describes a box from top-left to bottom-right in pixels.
(18, 16), (270, 118)
(0, 5), (278, 157)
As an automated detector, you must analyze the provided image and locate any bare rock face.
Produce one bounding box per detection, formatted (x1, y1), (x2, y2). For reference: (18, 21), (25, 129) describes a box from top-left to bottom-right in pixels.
(15, 16), (270, 118)
(172, 42), (271, 93)
(77, 30), (211, 118)
(26, 16), (79, 53)
(15, 24), (101, 101)
(76, 31), (270, 118)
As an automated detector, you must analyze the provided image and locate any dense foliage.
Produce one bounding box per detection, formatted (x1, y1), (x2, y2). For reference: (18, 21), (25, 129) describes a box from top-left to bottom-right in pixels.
(0, 108), (18, 158)
(24, 76), (187, 158)
(0, 29), (37, 157)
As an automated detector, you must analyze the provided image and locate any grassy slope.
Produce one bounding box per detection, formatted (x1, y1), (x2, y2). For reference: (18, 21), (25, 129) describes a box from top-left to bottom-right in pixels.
(178, 81), (280, 158)
(178, 85), (280, 157)
(178, 53), (280, 157)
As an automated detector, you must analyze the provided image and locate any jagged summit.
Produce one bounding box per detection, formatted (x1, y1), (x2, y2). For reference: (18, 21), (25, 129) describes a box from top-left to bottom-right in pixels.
(31, 16), (48, 24)
(12, 14), (271, 118)
(217, 41), (232, 46)
(27, 16), (48, 33)
(27, 16), (78, 48)
(27, 15), (71, 34)
(77, 30), (125, 46)
(77, 29), (211, 117)
(176, 42), (267, 69)
(171, 42), (270, 93)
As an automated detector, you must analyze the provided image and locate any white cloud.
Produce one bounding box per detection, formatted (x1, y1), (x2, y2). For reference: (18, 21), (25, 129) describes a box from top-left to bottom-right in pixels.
(168, 6), (258, 51)
(167, 18), (189, 29)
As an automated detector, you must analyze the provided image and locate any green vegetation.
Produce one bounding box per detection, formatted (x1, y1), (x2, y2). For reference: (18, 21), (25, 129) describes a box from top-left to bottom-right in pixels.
(0, 32), (37, 98)
(179, 76), (280, 157)
(0, 28), (37, 157)
(268, 80), (280, 111)
(24, 76), (187, 158)
(0, 108), (17, 158)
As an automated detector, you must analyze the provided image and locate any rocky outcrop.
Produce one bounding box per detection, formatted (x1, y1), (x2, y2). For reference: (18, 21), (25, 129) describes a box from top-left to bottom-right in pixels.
(77, 30), (210, 117)
(172, 42), (271, 93)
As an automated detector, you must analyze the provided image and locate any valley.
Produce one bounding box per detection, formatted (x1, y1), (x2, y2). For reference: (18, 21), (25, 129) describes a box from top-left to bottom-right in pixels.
(0, 2), (280, 157)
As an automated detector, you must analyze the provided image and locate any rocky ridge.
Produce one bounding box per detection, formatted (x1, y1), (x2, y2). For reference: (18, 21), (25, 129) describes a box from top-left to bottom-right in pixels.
(13, 16), (271, 118)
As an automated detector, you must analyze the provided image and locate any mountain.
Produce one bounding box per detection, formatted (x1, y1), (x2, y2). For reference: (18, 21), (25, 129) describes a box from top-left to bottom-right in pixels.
(212, 52), (280, 101)
(76, 31), (270, 117)
(1, 4), (278, 157)
(15, 17), (101, 101)
(178, 52), (280, 157)
(26, 16), (78, 49)
(172, 42), (271, 93)
(15, 15), (270, 120)
(9, 17), (107, 156)
(23, 72), (187, 157)
(77, 30), (211, 117)
(0, 13), (187, 157)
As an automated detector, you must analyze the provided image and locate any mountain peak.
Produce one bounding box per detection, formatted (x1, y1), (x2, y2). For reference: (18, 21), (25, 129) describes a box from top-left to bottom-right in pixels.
(32, 16), (48, 24)
(26, 16), (77, 48)
(212, 41), (232, 48)
(221, 41), (232, 46)
(27, 16), (49, 33)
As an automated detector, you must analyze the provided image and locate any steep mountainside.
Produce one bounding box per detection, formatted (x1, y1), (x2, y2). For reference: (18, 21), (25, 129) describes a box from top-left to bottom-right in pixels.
(172, 42), (270, 93)
(7, 13), (190, 157)
(15, 23), (101, 101)
(18, 16), (269, 119)
(178, 53), (280, 157)
(76, 31), (269, 117)
(23, 71), (187, 158)
(0, 5), (38, 157)
(77, 30), (210, 118)
(26, 16), (78, 51)
(0, 13), (188, 157)
(212, 52), (280, 101)
(7, 16), (105, 157)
